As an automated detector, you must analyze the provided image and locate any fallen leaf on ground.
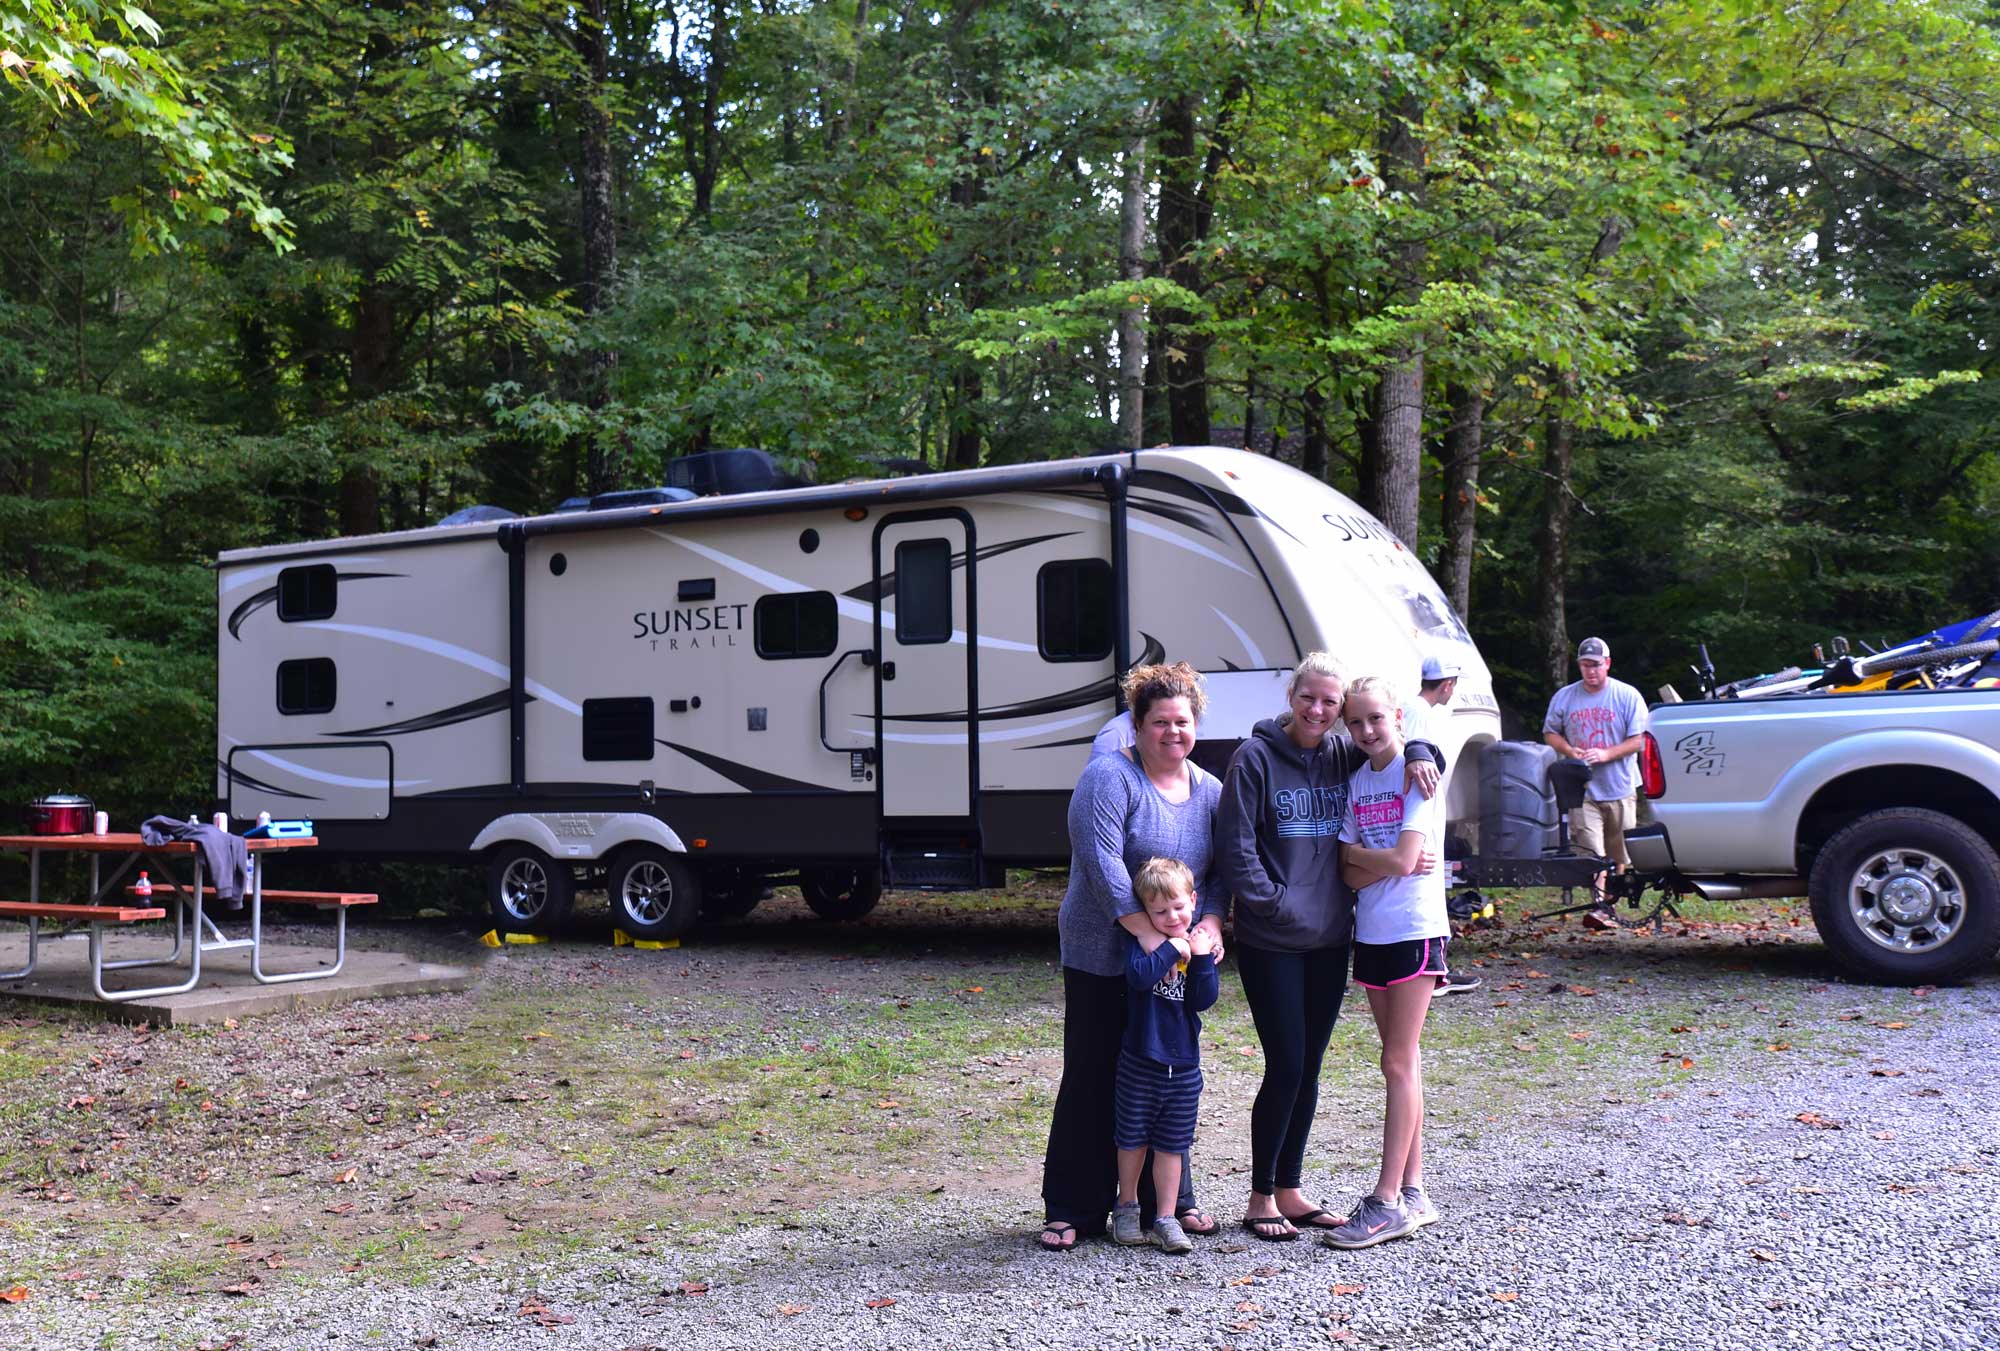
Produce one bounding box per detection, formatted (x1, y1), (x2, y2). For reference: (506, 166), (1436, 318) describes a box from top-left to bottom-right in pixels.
(0, 1288), (26, 1303)
(1330, 1284), (1365, 1296)
(777, 1303), (810, 1316)
(865, 1297), (896, 1309)
(1749, 1249), (1778, 1263)
(1878, 1021), (1910, 1030)
(1680, 1057), (1696, 1070)
(1911, 986), (1935, 997)
(873, 1099), (899, 1109)
(1870, 1069), (1905, 1077)
(468, 1169), (517, 1184)
(406, 1032), (433, 1043)
(1795, 1111), (1841, 1130)
(1767, 1042), (1791, 1052)
(1568, 985), (1598, 997)
(1493, 1291), (1520, 1302)
(333, 1167), (358, 1184)
(675, 1281), (709, 1297)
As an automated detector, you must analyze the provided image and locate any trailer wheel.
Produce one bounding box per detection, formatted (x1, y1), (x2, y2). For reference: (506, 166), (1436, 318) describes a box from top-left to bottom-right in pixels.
(800, 866), (882, 921)
(487, 845), (574, 935)
(1807, 807), (2000, 985)
(608, 846), (701, 941)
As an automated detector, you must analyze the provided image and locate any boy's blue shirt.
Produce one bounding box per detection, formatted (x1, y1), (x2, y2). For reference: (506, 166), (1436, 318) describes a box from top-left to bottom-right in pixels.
(1121, 934), (1219, 1068)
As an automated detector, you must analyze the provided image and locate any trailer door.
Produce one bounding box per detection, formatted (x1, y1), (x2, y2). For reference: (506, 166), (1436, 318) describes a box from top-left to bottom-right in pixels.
(874, 512), (976, 822)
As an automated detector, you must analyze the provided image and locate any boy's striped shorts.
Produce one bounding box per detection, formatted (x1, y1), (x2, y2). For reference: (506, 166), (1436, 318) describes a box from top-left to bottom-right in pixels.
(1113, 1051), (1203, 1153)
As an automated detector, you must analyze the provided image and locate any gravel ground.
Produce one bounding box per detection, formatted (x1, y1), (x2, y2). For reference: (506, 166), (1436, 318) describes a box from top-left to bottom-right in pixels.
(5, 893), (1996, 1351)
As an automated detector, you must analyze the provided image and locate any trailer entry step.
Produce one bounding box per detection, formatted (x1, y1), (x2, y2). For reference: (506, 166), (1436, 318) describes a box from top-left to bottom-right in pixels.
(883, 845), (1001, 892)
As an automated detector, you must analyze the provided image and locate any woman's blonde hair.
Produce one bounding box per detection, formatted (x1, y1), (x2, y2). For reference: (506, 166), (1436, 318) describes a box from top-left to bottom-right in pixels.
(1133, 856), (1196, 903)
(1287, 650), (1349, 700)
(1121, 661), (1206, 724)
(1342, 673), (1404, 718)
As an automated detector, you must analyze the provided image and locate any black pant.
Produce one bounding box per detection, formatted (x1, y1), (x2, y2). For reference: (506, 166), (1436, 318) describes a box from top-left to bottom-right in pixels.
(1041, 966), (1197, 1232)
(1235, 940), (1350, 1196)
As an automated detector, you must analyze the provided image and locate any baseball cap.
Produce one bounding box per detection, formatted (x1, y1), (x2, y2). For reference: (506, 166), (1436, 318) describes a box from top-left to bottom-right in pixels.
(1577, 636), (1610, 662)
(1420, 654), (1462, 681)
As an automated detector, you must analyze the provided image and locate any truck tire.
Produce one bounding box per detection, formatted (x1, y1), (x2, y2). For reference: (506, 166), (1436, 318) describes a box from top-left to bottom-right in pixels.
(1807, 807), (2000, 985)
(488, 845), (574, 935)
(608, 846), (701, 941)
(800, 866), (882, 921)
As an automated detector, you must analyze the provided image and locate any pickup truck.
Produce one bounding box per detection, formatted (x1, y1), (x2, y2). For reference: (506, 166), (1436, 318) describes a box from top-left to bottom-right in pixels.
(1627, 686), (2000, 985)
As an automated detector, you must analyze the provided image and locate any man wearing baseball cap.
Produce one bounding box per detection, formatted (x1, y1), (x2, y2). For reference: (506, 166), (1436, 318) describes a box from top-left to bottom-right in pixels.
(1543, 637), (1650, 925)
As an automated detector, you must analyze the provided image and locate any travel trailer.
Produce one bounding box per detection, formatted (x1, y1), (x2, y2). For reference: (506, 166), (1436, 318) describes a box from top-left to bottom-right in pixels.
(215, 448), (1501, 938)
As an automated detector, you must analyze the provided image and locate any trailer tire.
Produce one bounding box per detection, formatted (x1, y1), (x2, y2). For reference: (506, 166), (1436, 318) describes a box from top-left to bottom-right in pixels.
(800, 866), (882, 921)
(700, 867), (766, 923)
(1807, 807), (2000, 985)
(608, 847), (701, 941)
(487, 845), (574, 935)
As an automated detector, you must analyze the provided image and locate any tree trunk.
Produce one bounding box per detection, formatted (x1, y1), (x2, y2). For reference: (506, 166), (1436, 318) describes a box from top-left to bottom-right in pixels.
(1361, 83), (1425, 548)
(1301, 386), (1328, 482)
(1438, 382), (1483, 620)
(577, 0), (622, 495)
(1156, 94), (1209, 445)
(342, 277), (396, 537)
(1116, 118), (1149, 449)
(1534, 370), (1577, 691)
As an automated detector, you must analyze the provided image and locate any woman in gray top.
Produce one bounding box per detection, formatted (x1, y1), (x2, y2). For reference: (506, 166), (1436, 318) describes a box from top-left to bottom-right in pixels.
(1038, 662), (1230, 1250)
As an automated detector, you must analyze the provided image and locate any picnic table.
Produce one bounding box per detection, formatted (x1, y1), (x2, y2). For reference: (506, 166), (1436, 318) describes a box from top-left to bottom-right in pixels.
(0, 831), (373, 1002)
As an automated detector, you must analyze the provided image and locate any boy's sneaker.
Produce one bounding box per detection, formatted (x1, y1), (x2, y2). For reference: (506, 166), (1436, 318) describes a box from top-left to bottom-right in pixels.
(1435, 970), (1481, 996)
(1148, 1215), (1193, 1254)
(1111, 1201), (1146, 1246)
(1319, 1193), (1415, 1250)
(1400, 1185), (1439, 1228)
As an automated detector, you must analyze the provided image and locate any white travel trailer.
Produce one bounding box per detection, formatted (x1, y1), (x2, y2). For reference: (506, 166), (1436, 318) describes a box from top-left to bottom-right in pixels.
(215, 447), (1501, 938)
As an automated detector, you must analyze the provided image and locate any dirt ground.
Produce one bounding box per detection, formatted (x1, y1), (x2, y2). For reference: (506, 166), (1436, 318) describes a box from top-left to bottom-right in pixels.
(0, 878), (1971, 1312)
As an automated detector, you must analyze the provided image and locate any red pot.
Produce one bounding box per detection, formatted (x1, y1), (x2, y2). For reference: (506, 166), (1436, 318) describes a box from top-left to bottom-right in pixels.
(28, 793), (93, 835)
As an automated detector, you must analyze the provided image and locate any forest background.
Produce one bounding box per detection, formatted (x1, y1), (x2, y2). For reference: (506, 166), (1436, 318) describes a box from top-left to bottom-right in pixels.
(5, 0), (2000, 824)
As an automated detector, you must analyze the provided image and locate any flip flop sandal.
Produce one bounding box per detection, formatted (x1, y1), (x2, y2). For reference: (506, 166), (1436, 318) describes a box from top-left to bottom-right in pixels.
(1241, 1215), (1299, 1242)
(1037, 1221), (1079, 1252)
(1280, 1208), (1344, 1230)
(1175, 1206), (1220, 1237)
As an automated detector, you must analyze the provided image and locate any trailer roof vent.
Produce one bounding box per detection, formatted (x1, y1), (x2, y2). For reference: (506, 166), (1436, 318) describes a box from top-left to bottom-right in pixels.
(664, 448), (803, 497)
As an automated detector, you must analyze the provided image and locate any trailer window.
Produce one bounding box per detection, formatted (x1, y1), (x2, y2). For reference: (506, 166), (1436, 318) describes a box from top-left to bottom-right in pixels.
(1037, 559), (1114, 662)
(276, 658), (337, 715)
(894, 538), (953, 644)
(582, 697), (656, 761)
(754, 592), (838, 659)
(277, 564), (337, 621)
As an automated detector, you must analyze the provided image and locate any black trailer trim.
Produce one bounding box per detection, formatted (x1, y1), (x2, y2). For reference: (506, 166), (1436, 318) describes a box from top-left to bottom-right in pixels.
(502, 525), (527, 793)
(1104, 463), (1132, 692)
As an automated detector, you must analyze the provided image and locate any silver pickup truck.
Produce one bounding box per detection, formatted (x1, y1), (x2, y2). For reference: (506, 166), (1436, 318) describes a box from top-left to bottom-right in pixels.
(1628, 687), (2000, 984)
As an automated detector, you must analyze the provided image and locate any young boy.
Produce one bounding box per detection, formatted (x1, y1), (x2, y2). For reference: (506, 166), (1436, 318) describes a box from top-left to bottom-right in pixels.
(1112, 857), (1220, 1253)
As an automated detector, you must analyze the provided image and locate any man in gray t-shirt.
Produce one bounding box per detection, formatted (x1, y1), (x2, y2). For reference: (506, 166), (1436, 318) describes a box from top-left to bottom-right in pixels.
(1543, 636), (1650, 911)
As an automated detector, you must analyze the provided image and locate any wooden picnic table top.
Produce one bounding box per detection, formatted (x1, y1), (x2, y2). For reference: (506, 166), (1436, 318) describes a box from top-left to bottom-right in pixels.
(0, 833), (318, 853)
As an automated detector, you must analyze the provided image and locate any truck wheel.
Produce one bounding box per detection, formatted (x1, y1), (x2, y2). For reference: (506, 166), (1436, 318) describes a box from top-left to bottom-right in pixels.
(488, 845), (574, 935)
(700, 867), (766, 922)
(1807, 808), (2000, 985)
(800, 866), (882, 921)
(608, 846), (701, 941)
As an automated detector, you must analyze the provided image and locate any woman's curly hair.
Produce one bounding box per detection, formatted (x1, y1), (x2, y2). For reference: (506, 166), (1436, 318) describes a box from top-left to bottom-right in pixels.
(1119, 661), (1207, 724)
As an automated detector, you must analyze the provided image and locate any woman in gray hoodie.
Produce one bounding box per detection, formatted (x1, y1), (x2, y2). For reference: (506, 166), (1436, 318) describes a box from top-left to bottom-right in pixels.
(1215, 652), (1442, 1240)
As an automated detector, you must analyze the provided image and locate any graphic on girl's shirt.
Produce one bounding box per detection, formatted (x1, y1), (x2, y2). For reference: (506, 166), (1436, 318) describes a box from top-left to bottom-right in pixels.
(1350, 793), (1406, 843)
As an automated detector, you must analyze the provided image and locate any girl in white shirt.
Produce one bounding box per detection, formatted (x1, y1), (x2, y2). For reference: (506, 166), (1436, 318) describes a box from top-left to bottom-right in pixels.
(1325, 674), (1448, 1249)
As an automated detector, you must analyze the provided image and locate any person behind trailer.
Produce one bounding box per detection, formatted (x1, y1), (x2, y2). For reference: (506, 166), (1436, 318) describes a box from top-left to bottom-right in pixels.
(1040, 663), (1230, 1251)
(1110, 858), (1221, 1254)
(1215, 651), (1444, 1242)
(1402, 655), (1479, 997)
(1325, 674), (1448, 1249)
(1542, 637), (1650, 923)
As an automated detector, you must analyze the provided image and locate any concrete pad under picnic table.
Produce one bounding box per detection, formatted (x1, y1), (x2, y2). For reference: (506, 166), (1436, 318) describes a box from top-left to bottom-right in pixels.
(0, 924), (485, 1025)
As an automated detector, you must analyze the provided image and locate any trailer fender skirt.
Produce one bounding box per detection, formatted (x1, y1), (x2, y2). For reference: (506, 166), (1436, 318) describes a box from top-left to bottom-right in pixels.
(469, 812), (687, 862)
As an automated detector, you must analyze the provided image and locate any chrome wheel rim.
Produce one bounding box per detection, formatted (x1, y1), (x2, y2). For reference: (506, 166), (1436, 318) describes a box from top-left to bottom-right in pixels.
(500, 858), (549, 922)
(1846, 847), (1964, 954)
(620, 860), (676, 926)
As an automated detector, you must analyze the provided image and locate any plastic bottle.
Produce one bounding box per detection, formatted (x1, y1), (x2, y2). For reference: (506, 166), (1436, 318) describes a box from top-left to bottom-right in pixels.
(134, 871), (152, 898)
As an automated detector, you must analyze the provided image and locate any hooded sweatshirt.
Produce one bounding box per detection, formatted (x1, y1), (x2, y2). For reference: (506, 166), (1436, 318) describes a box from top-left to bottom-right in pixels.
(1216, 719), (1444, 952)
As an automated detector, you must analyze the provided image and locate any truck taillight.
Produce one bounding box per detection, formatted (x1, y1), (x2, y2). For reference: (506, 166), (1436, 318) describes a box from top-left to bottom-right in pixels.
(1640, 731), (1666, 799)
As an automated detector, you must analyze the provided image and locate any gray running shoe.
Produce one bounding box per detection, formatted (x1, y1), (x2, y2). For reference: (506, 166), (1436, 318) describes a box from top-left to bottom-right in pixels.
(1148, 1215), (1193, 1254)
(1400, 1185), (1439, 1228)
(1319, 1193), (1415, 1250)
(1111, 1201), (1146, 1246)
(1435, 970), (1481, 995)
